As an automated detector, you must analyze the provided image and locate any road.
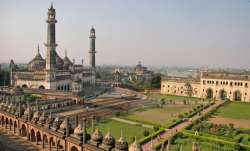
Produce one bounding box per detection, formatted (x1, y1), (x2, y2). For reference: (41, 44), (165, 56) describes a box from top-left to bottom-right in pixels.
(142, 101), (224, 150)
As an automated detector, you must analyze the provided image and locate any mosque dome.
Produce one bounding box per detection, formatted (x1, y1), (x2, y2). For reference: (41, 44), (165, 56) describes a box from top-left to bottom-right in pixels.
(56, 53), (64, 70)
(28, 45), (45, 71)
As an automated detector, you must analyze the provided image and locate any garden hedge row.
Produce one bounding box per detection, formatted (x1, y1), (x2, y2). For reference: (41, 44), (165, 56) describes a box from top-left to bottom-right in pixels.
(138, 128), (165, 145)
(183, 130), (250, 150)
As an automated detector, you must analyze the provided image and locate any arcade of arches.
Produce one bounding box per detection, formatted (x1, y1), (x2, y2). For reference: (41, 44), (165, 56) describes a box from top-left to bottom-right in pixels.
(161, 72), (250, 102)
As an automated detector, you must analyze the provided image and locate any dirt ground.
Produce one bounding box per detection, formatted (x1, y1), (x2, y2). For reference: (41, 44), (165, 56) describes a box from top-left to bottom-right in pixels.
(209, 117), (250, 129)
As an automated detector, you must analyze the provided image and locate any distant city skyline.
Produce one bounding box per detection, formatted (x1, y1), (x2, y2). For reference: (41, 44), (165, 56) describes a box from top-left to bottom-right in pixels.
(0, 0), (250, 68)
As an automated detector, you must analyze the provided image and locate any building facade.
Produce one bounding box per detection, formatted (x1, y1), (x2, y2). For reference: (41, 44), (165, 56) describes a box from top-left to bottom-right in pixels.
(10, 5), (96, 93)
(0, 87), (143, 151)
(161, 71), (250, 102)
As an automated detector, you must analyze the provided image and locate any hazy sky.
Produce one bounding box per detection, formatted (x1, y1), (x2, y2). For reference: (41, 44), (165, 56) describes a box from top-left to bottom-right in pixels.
(0, 0), (250, 68)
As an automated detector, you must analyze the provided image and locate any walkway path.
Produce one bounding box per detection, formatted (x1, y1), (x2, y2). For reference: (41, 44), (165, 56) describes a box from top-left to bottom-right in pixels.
(142, 101), (225, 150)
(0, 128), (41, 151)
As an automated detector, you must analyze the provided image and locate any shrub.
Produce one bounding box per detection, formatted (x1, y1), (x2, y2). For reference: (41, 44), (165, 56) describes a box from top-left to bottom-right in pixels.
(153, 126), (159, 132)
(143, 129), (150, 136)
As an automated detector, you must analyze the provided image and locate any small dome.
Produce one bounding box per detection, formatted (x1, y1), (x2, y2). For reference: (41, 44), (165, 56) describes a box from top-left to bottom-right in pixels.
(74, 123), (84, 135)
(116, 135), (128, 150)
(91, 128), (103, 142)
(60, 118), (67, 129)
(129, 139), (142, 151)
(103, 131), (115, 147)
(33, 111), (40, 118)
(38, 112), (46, 123)
(45, 113), (54, 125)
(24, 106), (32, 116)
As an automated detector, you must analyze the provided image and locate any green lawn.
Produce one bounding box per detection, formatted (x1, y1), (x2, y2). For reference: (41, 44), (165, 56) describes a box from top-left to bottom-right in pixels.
(148, 93), (209, 102)
(87, 119), (152, 144)
(216, 102), (250, 120)
(123, 104), (195, 127)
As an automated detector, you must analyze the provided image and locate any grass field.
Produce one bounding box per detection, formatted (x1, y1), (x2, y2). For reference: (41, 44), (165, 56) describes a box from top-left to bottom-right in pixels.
(87, 119), (152, 144)
(123, 104), (195, 127)
(215, 102), (250, 119)
(209, 102), (250, 129)
(148, 93), (209, 102)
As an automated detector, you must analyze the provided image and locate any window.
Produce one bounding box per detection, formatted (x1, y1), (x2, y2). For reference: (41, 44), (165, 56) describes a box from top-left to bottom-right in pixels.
(203, 80), (206, 84)
(245, 83), (248, 88)
(216, 81), (218, 85)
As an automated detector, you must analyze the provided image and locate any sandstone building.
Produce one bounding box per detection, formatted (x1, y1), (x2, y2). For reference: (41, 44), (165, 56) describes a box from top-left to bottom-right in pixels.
(0, 87), (143, 151)
(161, 71), (250, 102)
(10, 5), (96, 93)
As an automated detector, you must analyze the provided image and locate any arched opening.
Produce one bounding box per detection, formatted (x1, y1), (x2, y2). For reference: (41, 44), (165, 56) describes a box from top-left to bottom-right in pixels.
(234, 90), (242, 101)
(14, 121), (17, 133)
(206, 88), (213, 99)
(70, 146), (79, 151)
(36, 131), (42, 145)
(1, 116), (4, 125)
(22, 84), (28, 88)
(39, 85), (45, 89)
(49, 137), (56, 150)
(43, 135), (48, 148)
(57, 140), (64, 151)
(30, 129), (36, 142)
(185, 82), (193, 97)
(21, 124), (27, 137)
(9, 119), (13, 130)
(219, 89), (227, 100)
(5, 118), (9, 128)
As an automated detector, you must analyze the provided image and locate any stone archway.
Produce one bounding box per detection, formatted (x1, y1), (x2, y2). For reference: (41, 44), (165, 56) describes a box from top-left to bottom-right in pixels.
(14, 121), (17, 133)
(206, 88), (213, 99)
(39, 85), (45, 89)
(22, 84), (28, 88)
(70, 146), (79, 151)
(219, 89), (227, 100)
(36, 131), (42, 145)
(30, 129), (36, 142)
(57, 140), (64, 151)
(1, 116), (4, 125)
(43, 134), (48, 148)
(9, 119), (13, 130)
(233, 90), (242, 101)
(21, 124), (27, 137)
(185, 82), (193, 97)
(49, 137), (56, 150)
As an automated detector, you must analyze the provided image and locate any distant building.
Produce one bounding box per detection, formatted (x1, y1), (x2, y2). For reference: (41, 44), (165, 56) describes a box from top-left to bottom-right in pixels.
(161, 71), (250, 102)
(10, 5), (96, 93)
(128, 61), (153, 81)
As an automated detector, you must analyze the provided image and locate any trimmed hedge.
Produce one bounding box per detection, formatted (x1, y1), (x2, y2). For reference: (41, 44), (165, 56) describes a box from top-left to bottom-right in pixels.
(183, 130), (250, 150)
(138, 128), (165, 145)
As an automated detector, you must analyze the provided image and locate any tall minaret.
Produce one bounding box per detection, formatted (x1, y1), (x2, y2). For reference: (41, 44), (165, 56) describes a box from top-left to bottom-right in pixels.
(89, 26), (96, 68)
(45, 4), (57, 70)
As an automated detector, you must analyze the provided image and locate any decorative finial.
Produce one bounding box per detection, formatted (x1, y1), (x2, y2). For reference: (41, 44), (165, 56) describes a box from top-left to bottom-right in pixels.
(51, 2), (53, 8)
(37, 43), (40, 54)
(65, 48), (67, 57)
